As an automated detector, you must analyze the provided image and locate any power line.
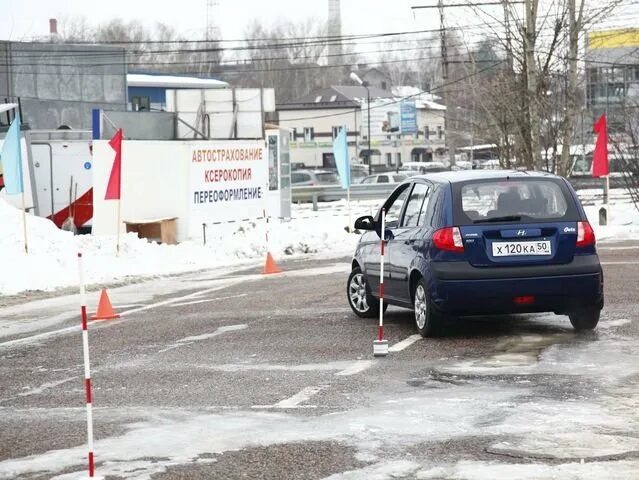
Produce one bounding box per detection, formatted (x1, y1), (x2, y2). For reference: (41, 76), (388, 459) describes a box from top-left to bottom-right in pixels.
(0, 51), (497, 77)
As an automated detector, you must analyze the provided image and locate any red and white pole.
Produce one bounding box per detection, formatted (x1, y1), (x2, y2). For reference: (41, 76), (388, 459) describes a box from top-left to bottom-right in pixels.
(373, 209), (389, 357)
(78, 253), (95, 477)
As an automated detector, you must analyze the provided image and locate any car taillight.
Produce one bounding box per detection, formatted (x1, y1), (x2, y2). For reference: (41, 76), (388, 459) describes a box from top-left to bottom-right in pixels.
(576, 221), (595, 247)
(514, 295), (535, 305)
(433, 227), (464, 252)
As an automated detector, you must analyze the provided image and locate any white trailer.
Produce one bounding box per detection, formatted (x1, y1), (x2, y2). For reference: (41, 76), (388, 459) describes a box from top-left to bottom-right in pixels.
(29, 130), (94, 230)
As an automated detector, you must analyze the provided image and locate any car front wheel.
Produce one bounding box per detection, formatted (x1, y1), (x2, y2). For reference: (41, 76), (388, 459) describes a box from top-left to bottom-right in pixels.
(568, 307), (600, 331)
(347, 266), (386, 318)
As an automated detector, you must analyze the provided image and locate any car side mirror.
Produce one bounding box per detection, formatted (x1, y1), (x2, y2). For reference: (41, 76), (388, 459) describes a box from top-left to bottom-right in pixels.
(354, 215), (375, 231)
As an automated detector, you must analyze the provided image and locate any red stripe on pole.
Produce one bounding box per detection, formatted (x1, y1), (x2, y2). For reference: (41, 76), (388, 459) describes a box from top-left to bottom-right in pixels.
(81, 305), (88, 331)
(379, 283), (384, 298)
(85, 378), (92, 404)
(381, 240), (385, 255)
(88, 451), (94, 477)
(378, 324), (384, 341)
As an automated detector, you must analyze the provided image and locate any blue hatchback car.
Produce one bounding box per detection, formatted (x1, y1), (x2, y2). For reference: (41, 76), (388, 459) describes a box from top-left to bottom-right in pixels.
(347, 170), (604, 337)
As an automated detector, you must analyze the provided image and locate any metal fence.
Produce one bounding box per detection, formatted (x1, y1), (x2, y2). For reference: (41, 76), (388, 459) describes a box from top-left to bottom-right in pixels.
(292, 176), (628, 204)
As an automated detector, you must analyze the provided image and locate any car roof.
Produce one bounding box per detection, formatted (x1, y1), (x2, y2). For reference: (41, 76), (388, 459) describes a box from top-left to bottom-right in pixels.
(410, 169), (560, 184)
(295, 169), (335, 174)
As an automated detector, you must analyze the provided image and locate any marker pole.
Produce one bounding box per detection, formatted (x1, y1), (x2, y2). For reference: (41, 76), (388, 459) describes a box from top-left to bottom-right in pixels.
(78, 253), (95, 477)
(373, 209), (389, 356)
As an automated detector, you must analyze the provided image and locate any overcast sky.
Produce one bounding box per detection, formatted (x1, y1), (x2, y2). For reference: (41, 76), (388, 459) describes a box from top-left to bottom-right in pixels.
(1, 0), (636, 46)
(0, 0), (513, 43)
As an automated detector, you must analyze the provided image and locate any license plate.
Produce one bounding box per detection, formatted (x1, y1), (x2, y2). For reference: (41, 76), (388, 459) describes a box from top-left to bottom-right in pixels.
(492, 240), (552, 257)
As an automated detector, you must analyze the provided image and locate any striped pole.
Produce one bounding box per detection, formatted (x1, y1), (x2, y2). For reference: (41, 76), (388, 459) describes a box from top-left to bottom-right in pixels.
(78, 253), (95, 477)
(263, 209), (269, 246)
(373, 209), (389, 356)
(378, 208), (385, 341)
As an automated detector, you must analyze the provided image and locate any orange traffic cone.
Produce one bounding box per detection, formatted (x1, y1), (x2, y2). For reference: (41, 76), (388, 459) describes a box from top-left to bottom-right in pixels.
(92, 289), (120, 320)
(262, 252), (282, 275)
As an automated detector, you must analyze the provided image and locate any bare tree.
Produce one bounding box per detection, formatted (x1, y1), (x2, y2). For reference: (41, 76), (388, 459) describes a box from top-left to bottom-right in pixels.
(57, 17), (223, 75)
(234, 18), (355, 103)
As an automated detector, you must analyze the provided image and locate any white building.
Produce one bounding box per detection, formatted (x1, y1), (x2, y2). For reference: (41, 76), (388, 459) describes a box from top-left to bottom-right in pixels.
(276, 86), (446, 170)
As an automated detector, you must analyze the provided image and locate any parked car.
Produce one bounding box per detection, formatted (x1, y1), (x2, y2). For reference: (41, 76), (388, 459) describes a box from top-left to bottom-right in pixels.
(360, 172), (410, 184)
(291, 169), (340, 186)
(350, 164), (369, 184)
(291, 169), (342, 201)
(347, 170), (603, 337)
(400, 161), (449, 174)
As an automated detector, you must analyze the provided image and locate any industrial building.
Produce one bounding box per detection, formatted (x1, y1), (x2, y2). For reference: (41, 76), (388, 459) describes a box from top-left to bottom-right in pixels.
(586, 28), (639, 133)
(0, 41), (127, 130)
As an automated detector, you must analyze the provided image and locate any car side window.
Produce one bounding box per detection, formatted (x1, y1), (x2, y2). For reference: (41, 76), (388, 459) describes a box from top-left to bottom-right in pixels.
(378, 175), (389, 183)
(401, 183), (430, 227)
(384, 186), (410, 227)
(362, 176), (375, 184)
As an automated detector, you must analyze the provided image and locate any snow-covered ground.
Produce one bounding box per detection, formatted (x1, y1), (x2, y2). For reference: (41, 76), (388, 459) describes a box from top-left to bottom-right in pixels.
(0, 192), (637, 296)
(0, 199), (371, 296)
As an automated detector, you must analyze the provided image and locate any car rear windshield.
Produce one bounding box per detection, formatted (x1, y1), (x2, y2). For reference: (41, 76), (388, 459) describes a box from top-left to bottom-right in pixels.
(316, 173), (339, 184)
(455, 179), (579, 224)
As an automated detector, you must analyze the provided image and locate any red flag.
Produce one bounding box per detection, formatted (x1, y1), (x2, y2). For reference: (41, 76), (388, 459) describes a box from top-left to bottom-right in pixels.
(592, 114), (609, 178)
(105, 129), (123, 200)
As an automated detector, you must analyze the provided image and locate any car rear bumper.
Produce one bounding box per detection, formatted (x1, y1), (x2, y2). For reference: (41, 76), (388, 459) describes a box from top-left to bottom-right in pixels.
(431, 254), (601, 280)
(430, 256), (603, 315)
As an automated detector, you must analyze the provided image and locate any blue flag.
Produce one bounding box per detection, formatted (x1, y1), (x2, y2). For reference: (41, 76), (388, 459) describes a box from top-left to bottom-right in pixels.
(333, 126), (350, 188)
(0, 114), (24, 195)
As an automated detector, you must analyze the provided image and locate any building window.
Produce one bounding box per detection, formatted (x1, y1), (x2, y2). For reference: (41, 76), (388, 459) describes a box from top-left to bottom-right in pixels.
(396, 152), (401, 165)
(381, 81), (387, 90)
(424, 126), (429, 140)
(290, 128), (297, 141)
(304, 127), (315, 142)
(131, 96), (150, 111)
(386, 152), (393, 166)
(437, 126), (443, 139)
(332, 126), (344, 139)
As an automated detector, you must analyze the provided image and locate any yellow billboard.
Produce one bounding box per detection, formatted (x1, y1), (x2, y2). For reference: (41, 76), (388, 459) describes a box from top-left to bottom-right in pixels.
(588, 29), (639, 49)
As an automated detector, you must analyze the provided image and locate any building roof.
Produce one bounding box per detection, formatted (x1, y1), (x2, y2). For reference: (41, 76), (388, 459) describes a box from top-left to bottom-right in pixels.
(127, 73), (228, 89)
(277, 85), (393, 110)
(278, 85), (447, 112)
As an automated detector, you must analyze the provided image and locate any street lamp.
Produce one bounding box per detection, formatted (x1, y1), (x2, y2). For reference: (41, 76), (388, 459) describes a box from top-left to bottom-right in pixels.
(350, 71), (372, 175)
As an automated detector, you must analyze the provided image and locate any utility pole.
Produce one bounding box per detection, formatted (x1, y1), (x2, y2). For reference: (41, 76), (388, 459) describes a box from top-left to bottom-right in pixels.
(560, 0), (585, 176)
(502, 0), (514, 72)
(525, 0), (543, 170)
(438, 0), (456, 167)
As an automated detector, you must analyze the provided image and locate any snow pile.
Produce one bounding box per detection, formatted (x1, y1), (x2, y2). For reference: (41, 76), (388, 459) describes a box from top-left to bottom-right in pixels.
(1, 195), (637, 296)
(0, 199), (363, 295)
(584, 202), (639, 241)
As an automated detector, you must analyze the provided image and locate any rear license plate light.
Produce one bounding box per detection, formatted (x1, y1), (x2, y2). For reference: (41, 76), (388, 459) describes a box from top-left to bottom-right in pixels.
(514, 296), (535, 305)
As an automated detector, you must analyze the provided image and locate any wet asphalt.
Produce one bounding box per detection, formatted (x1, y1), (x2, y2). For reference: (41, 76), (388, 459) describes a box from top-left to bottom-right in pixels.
(0, 242), (638, 479)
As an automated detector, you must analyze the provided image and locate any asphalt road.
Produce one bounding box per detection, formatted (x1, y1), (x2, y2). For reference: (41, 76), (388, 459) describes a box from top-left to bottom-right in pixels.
(0, 243), (639, 480)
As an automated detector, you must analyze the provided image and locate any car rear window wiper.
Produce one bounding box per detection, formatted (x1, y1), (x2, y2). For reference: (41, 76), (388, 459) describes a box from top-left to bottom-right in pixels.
(473, 215), (522, 224)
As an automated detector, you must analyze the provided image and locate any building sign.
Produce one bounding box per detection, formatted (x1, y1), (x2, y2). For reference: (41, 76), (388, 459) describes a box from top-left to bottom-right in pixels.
(362, 99), (418, 137)
(400, 100), (418, 135)
(190, 142), (268, 225)
(267, 135), (279, 191)
(588, 29), (639, 49)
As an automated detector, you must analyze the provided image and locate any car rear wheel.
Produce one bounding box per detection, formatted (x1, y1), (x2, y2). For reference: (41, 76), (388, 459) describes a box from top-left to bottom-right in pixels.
(347, 267), (386, 318)
(413, 279), (439, 337)
(568, 308), (600, 331)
